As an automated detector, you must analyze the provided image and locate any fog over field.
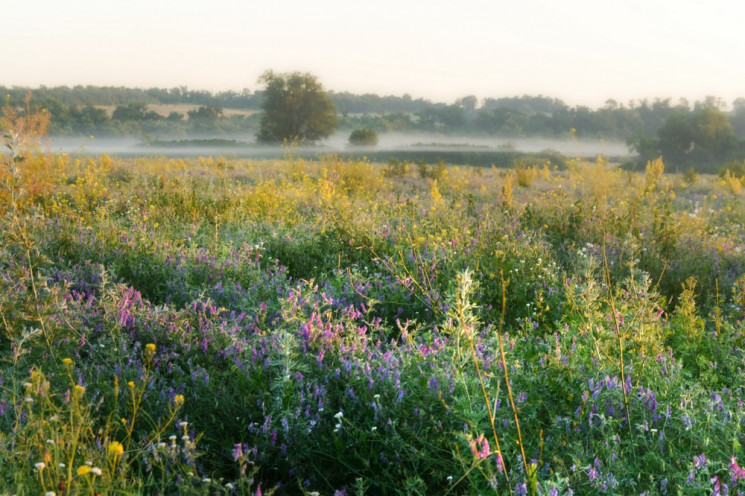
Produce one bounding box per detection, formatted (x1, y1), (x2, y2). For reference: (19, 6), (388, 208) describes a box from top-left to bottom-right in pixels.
(47, 133), (628, 160)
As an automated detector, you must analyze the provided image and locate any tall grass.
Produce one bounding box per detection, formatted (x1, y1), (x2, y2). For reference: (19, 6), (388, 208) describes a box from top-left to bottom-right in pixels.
(1, 111), (745, 494)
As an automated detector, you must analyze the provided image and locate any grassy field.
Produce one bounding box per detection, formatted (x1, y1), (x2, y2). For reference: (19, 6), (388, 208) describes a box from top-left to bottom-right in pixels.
(1, 139), (745, 494)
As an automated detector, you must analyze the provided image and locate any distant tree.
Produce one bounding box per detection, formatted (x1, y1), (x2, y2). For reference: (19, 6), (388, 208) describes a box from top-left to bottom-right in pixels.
(167, 111), (184, 122)
(348, 127), (379, 146)
(731, 98), (745, 138)
(112, 103), (159, 121)
(633, 106), (740, 172)
(187, 105), (223, 121)
(257, 71), (337, 143)
(455, 95), (478, 112)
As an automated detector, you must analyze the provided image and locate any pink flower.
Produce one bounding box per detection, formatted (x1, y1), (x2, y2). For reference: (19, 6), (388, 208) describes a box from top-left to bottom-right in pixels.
(469, 434), (490, 459)
(731, 456), (745, 480)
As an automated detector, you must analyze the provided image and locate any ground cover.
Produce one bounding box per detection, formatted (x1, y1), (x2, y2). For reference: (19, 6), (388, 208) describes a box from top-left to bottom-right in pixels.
(1, 140), (745, 494)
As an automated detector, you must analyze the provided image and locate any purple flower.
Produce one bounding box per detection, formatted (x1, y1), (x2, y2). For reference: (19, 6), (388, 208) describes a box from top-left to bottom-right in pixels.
(588, 466), (599, 482)
(731, 456), (745, 480)
(232, 443), (243, 461)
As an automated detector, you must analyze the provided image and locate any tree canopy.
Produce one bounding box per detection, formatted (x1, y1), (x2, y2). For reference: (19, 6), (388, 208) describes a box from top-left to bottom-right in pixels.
(257, 71), (337, 143)
(629, 106), (742, 172)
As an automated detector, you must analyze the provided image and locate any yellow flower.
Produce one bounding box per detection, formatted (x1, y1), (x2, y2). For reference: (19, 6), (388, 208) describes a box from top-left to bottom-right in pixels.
(62, 358), (73, 367)
(174, 394), (185, 405)
(145, 343), (156, 354)
(127, 381), (135, 389)
(77, 465), (91, 476)
(74, 385), (85, 395)
(108, 441), (124, 456)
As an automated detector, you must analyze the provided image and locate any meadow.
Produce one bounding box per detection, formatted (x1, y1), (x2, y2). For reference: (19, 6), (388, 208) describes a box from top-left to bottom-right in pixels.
(2, 129), (745, 495)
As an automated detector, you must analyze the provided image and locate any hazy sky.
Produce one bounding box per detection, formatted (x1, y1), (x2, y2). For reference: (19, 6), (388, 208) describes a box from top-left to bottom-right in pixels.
(4, 0), (744, 107)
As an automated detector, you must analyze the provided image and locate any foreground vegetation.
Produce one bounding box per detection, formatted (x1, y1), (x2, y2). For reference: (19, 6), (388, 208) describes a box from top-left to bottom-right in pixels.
(2, 127), (745, 494)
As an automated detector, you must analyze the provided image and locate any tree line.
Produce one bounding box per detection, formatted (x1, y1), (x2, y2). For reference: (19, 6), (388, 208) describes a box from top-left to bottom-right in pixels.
(6, 77), (745, 172)
(5, 83), (745, 140)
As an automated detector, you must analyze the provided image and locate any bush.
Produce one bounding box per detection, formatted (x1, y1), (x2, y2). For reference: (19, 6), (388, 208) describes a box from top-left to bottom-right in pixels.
(348, 127), (379, 146)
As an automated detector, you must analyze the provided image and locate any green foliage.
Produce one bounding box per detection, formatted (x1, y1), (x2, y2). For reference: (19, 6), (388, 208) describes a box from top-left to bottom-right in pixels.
(683, 166), (699, 184)
(112, 103), (160, 121)
(3, 144), (745, 494)
(257, 71), (338, 143)
(636, 106), (742, 172)
(382, 157), (409, 177)
(10, 84), (745, 150)
(348, 127), (379, 146)
(720, 159), (745, 179)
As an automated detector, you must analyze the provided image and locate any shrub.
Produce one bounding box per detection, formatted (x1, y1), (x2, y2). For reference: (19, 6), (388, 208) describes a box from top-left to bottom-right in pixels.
(348, 127), (379, 146)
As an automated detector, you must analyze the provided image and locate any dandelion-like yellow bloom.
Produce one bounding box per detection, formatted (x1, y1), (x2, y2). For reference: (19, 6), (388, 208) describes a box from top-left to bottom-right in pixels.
(174, 394), (185, 405)
(108, 441), (124, 456)
(77, 465), (91, 476)
(62, 358), (73, 367)
(74, 385), (85, 395)
(127, 381), (135, 389)
(145, 343), (156, 354)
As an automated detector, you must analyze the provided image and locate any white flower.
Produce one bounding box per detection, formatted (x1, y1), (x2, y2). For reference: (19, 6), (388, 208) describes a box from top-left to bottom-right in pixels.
(35, 462), (46, 470)
(45, 492), (56, 496)
(202, 477), (212, 483)
(46, 439), (55, 444)
(225, 483), (235, 489)
(85, 460), (93, 466)
(334, 411), (343, 420)
(371, 426), (377, 432)
(91, 467), (102, 476)
(25, 397), (34, 403)
(58, 463), (66, 468)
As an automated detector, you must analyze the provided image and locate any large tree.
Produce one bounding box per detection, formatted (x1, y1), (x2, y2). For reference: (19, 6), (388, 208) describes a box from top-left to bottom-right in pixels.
(257, 71), (337, 143)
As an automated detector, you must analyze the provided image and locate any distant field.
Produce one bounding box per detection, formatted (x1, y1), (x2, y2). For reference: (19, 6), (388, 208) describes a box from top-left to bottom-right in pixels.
(95, 103), (257, 118)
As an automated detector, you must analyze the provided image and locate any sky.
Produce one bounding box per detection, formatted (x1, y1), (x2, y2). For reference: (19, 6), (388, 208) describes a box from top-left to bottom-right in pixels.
(3, 0), (745, 108)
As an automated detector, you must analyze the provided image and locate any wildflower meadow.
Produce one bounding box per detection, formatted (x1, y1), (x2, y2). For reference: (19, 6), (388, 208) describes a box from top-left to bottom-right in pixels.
(2, 124), (745, 494)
